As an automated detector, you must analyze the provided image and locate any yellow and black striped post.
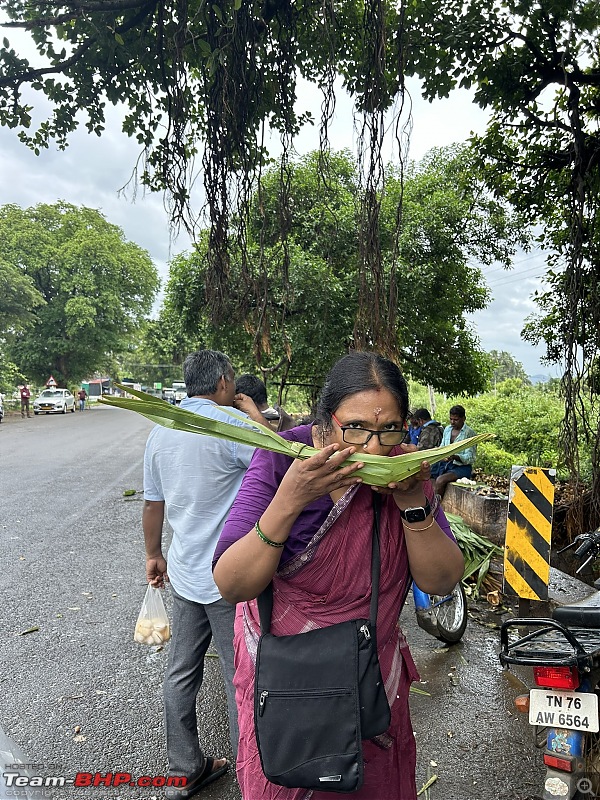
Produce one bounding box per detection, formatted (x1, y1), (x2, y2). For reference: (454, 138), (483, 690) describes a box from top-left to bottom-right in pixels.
(503, 466), (556, 602)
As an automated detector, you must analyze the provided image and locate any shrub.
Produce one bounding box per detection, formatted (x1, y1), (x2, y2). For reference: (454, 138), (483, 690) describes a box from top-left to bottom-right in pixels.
(475, 442), (522, 477)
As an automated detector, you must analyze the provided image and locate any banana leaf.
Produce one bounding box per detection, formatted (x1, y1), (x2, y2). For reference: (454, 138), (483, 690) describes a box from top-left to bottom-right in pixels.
(100, 385), (495, 488)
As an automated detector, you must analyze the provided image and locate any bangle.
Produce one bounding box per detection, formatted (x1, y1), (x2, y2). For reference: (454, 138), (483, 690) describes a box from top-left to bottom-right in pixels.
(402, 516), (438, 532)
(255, 520), (285, 548)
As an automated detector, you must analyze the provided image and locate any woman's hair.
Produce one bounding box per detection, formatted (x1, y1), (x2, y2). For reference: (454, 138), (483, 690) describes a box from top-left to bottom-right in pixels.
(314, 352), (409, 435)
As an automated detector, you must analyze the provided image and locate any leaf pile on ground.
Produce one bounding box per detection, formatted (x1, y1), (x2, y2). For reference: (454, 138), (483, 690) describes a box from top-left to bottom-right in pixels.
(445, 512), (502, 599)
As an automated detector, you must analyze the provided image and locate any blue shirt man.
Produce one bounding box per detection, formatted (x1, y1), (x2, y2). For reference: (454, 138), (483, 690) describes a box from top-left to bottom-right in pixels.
(434, 404), (477, 498)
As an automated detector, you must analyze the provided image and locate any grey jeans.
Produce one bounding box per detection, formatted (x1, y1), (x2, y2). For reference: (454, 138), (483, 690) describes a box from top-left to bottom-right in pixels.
(164, 588), (238, 778)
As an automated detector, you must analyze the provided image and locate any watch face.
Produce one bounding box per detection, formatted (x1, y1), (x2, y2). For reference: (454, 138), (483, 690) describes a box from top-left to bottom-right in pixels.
(404, 506), (428, 524)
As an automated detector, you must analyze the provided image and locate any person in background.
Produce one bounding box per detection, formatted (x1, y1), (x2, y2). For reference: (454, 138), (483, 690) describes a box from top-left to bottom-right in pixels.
(412, 408), (445, 479)
(213, 351), (463, 800)
(403, 412), (422, 447)
(20, 384), (31, 418)
(142, 350), (256, 799)
(434, 404), (477, 498)
(77, 387), (88, 411)
(413, 409), (444, 451)
(234, 374), (295, 432)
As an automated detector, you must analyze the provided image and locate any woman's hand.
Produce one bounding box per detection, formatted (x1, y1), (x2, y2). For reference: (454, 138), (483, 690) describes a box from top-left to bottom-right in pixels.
(277, 443), (364, 511)
(373, 459), (431, 506)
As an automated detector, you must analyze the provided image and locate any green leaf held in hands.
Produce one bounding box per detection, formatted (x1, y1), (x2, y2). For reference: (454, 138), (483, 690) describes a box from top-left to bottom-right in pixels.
(100, 385), (495, 488)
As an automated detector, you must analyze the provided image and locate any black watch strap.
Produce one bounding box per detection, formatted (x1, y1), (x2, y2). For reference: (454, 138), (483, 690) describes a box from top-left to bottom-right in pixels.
(398, 500), (432, 524)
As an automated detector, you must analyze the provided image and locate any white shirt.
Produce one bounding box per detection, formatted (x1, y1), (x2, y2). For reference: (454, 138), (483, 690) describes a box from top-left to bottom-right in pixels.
(143, 396), (255, 603)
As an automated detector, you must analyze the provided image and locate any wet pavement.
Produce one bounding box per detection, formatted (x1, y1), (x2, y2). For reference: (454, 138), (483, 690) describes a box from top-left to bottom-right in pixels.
(404, 599), (545, 800)
(0, 407), (586, 800)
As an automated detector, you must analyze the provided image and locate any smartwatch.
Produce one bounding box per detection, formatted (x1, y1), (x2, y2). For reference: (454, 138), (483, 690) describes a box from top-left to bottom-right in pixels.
(398, 500), (432, 525)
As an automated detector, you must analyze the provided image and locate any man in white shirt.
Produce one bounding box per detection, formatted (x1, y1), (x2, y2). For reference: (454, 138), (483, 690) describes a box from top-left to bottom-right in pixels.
(143, 350), (255, 799)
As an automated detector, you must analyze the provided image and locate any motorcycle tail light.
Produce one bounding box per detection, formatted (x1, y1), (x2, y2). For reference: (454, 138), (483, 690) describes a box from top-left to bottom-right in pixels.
(543, 754), (574, 772)
(533, 666), (580, 690)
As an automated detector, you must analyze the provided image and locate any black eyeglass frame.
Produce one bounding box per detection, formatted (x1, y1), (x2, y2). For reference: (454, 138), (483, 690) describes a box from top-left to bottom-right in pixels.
(331, 412), (406, 447)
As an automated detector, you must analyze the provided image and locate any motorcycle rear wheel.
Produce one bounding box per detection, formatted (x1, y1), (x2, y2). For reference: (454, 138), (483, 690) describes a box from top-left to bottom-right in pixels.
(575, 729), (600, 799)
(429, 582), (468, 644)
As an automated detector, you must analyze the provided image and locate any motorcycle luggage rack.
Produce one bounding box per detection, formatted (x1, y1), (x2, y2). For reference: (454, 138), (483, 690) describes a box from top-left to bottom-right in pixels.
(500, 618), (600, 669)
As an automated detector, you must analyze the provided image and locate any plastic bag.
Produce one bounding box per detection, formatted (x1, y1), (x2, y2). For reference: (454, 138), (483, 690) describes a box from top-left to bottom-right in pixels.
(134, 584), (171, 645)
(0, 722), (51, 798)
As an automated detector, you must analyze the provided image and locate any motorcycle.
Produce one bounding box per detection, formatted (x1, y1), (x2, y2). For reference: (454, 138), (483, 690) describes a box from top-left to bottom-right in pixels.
(412, 516), (468, 644)
(413, 581), (468, 644)
(500, 527), (600, 800)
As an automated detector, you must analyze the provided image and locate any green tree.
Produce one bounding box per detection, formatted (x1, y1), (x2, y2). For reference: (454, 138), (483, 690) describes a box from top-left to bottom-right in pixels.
(0, 258), (45, 388)
(401, 0), (600, 522)
(1, 202), (159, 385)
(160, 147), (523, 400)
(488, 350), (530, 385)
(163, 238), (354, 406)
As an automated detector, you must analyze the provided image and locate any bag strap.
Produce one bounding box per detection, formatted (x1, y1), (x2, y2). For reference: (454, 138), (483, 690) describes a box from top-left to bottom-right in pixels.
(369, 492), (382, 627)
(258, 492), (382, 635)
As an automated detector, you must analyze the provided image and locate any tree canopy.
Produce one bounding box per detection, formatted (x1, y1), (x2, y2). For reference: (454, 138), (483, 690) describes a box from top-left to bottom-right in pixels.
(1, 1), (598, 341)
(158, 146), (523, 400)
(488, 350), (531, 385)
(0, 202), (159, 384)
(1, 0), (599, 522)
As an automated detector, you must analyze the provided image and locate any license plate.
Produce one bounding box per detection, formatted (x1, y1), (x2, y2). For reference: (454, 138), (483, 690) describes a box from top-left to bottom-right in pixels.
(529, 689), (599, 732)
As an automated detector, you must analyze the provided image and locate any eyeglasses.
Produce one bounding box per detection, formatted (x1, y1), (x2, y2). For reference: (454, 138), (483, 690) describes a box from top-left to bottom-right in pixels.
(331, 412), (405, 446)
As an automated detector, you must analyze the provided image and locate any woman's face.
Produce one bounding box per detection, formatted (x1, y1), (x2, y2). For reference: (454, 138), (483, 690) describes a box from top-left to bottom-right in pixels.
(325, 388), (405, 456)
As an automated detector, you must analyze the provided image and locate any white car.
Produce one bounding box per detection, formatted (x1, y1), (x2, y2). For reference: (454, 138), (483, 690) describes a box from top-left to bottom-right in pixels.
(33, 388), (75, 415)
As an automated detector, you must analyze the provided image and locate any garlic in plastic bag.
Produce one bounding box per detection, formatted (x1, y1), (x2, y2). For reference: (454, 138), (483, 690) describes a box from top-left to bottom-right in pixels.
(134, 584), (171, 645)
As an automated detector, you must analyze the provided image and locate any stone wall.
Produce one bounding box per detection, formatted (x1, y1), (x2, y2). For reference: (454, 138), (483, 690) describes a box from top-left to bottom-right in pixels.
(441, 483), (508, 545)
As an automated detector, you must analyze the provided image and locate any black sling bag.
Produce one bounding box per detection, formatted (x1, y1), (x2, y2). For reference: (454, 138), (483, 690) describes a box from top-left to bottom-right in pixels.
(253, 494), (391, 793)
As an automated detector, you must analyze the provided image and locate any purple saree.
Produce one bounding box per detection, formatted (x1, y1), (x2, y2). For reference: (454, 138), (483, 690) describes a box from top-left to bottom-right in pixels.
(225, 482), (436, 800)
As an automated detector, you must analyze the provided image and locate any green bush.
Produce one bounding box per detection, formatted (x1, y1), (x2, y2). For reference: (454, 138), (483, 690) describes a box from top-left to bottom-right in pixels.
(428, 380), (565, 475)
(475, 442), (523, 477)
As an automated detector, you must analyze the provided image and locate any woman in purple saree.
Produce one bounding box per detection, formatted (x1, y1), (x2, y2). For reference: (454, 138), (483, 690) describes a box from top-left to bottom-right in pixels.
(213, 353), (464, 800)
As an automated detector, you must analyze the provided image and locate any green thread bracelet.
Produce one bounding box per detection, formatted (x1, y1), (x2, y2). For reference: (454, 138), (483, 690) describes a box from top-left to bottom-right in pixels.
(255, 520), (285, 548)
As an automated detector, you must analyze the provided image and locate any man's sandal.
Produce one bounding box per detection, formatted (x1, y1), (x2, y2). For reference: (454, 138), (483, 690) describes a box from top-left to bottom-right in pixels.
(164, 757), (229, 799)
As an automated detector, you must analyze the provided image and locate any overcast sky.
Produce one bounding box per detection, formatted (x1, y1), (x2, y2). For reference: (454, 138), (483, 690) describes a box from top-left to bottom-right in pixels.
(0, 38), (554, 378)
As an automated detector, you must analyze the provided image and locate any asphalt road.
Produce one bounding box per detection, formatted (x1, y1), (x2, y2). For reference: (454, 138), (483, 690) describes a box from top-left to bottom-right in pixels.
(0, 407), (545, 800)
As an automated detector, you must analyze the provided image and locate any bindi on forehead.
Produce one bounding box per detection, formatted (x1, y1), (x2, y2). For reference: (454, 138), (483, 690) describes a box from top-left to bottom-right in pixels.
(373, 406), (382, 420)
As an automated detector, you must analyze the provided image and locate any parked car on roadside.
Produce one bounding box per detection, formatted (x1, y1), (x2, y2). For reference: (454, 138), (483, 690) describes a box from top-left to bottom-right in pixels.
(33, 388), (75, 415)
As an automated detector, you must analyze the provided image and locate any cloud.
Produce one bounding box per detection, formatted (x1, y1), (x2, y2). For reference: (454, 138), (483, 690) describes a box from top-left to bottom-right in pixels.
(0, 55), (552, 376)
(469, 253), (555, 377)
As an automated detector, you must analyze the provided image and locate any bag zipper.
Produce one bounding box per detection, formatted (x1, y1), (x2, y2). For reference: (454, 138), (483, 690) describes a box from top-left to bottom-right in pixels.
(258, 687), (351, 716)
